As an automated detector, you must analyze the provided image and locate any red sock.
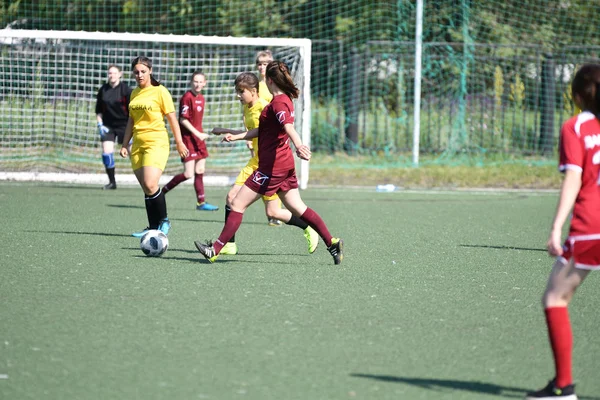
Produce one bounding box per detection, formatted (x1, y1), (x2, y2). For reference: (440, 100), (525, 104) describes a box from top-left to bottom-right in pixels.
(194, 173), (205, 203)
(163, 173), (188, 193)
(214, 210), (243, 254)
(300, 207), (333, 247)
(545, 306), (573, 387)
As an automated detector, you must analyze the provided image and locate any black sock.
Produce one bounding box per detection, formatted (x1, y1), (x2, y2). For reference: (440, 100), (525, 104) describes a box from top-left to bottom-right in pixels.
(106, 167), (115, 184)
(286, 214), (309, 230)
(144, 195), (155, 229)
(225, 205), (235, 243)
(146, 188), (166, 229)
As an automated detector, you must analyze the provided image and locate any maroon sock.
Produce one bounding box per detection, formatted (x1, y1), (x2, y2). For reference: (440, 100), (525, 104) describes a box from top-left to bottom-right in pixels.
(163, 173), (188, 193)
(214, 210), (243, 254)
(194, 173), (205, 203)
(545, 306), (573, 387)
(300, 207), (333, 247)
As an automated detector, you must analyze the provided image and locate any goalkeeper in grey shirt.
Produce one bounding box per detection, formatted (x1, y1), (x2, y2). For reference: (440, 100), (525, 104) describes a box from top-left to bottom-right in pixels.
(95, 65), (132, 190)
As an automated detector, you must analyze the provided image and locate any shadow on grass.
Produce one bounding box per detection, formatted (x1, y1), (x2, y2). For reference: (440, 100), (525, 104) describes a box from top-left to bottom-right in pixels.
(349, 374), (600, 399)
(460, 244), (546, 252)
(106, 204), (274, 226)
(25, 230), (132, 238)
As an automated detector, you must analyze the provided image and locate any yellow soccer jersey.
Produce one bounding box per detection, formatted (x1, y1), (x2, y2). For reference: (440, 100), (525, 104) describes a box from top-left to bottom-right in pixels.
(129, 85), (175, 145)
(258, 81), (273, 102)
(244, 97), (269, 168)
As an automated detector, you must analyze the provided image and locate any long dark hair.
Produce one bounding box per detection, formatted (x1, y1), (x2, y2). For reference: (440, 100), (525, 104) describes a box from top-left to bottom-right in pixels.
(572, 64), (600, 116)
(265, 61), (299, 99)
(131, 56), (160, 86)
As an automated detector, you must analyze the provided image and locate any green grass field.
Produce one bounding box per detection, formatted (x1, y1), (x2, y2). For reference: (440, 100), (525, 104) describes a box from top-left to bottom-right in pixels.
(1, 183), (599, 400)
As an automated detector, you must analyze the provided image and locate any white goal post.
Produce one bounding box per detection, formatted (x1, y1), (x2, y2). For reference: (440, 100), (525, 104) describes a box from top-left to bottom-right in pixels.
(0, 30), (312, 189)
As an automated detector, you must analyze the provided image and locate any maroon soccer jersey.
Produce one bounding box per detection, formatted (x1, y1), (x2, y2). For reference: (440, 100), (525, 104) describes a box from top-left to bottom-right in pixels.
(559, 111), (600, 236)
(257, 94), (295, 172)
(179, 90), (205, 135)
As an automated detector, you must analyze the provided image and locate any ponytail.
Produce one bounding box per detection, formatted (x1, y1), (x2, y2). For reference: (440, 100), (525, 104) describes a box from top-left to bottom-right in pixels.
(266, 61), (299, 99)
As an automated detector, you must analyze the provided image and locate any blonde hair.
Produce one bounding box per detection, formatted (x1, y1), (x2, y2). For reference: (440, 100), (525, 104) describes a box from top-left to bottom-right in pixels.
(255, 50), (273, 64)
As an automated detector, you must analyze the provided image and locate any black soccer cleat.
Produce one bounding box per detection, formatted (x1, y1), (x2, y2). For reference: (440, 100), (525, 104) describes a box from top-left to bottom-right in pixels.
(194, 240), (219, 263)
(525, 379), (577, 399)
(103, 182), (117, 190)
(327, 238), (343, 265)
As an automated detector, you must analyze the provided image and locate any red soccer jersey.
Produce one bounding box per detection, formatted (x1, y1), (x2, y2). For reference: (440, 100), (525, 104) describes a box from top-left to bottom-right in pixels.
(257, 94), (295, 173)
(179, 90), (205, 135)
(559, 111), (600, 236)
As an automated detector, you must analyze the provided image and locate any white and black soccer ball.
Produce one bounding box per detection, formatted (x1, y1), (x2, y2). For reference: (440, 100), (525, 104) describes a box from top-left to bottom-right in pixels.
(140, 230), (169, 257)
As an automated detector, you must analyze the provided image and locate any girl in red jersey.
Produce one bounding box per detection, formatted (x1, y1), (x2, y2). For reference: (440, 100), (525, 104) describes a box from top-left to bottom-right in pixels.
(162, 71), (219, 211)
(526, 64), (600, 400)
(195, 61), (343, 265)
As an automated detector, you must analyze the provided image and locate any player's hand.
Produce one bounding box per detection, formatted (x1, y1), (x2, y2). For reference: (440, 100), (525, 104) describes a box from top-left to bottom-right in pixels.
(222, 133), (235, 143)
(546, 228), (563, 257)
(193, 132), (209, 141)
(246, 140), (253, 150)
(296, 144), (311, 161)
(97, 123), (110, 137)
(211, 127), (228, 135)
(176, 141), (189, 159)
(119, 146), (129, 158)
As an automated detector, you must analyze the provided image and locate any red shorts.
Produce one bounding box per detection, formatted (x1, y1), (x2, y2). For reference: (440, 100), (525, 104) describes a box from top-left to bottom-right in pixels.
(559, 236), (600, 270)
(181, 133), (208, 162)
(244, 168), (298, 196)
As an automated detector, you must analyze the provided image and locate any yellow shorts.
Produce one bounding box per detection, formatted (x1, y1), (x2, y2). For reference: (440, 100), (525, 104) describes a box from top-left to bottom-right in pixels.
(235, 164), (279, 201)
(130, 141), (170, 171)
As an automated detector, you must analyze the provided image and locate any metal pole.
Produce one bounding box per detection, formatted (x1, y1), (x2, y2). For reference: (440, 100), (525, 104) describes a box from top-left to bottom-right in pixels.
(412, 0), (423, 166)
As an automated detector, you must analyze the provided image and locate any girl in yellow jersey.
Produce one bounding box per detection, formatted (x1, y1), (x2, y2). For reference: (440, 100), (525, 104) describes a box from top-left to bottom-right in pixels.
(211, 72), (318, 256)
(120, 56), (188, 237)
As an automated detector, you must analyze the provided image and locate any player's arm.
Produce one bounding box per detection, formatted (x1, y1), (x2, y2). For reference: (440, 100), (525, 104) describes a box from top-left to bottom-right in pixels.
(283, 123), (311, 161)
(222, 128), (259, 142)
(546, 168), (582, 256)
(168, 112), (188, 158)
(243, 115), (254, 155)
(120, 117), (134, 157)
(211, 127), (245, 135)
(180, 117), (209, 141)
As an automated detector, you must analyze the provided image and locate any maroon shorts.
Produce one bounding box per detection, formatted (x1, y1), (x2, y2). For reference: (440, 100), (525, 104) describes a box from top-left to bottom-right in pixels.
(181, 133), (208, 162)
(244, 168), (298, 196)
(559, 236), (600, 270)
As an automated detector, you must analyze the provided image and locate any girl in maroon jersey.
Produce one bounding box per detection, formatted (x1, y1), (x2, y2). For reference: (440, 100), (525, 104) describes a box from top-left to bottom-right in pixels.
(526, 64), (600, 400)
(194, 61), (343, 265)
(162, 70), (219, 211)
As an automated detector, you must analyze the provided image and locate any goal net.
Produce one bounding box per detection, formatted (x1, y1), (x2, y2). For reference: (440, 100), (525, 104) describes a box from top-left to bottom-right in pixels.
(0, 30), (311, 188)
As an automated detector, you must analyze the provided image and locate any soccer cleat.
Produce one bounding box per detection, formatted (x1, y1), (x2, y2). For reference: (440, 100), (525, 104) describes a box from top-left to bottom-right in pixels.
(220, 241), (238, 255)
(525, 379), (577, 400)
(103, 182), (117, 190)
(158, 218), (171, 235)
(196, 202), (219, 211)
(268, 218), (282, 226)
(327, 238), (344, 265)
(303, 226), (319, 254)
(132, 227), (150, 238)
(194, 241), (219, 263)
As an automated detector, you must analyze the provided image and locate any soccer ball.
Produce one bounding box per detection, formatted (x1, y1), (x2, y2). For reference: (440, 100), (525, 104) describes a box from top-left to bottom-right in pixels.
(140, 230), (169, 257)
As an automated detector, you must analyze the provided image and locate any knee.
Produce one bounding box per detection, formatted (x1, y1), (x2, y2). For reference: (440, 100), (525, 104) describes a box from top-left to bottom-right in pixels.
(183, 170), (194, 179)
(141, 182), (159, 195)
(102, 153), (115, 168)
(196, 166), (206, 175)
(542, 289), (572, 308)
